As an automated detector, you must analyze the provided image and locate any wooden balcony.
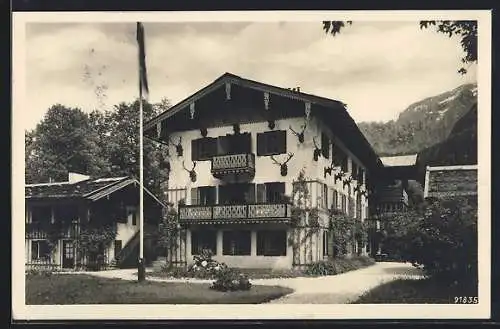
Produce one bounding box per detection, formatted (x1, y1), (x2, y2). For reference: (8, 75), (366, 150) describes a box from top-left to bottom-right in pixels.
(211, 153), (255, 180)
(26, 221), (79, 239)
(178, 203), (292, 224)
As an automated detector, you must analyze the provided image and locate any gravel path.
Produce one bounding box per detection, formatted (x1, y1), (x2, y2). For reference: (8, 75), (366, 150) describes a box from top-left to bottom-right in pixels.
(71, 262), (424, 304)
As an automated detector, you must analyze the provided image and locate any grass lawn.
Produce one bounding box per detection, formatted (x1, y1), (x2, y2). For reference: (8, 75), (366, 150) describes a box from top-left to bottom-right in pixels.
(353, 277), (478, 304)
(26, 274), (293, 305)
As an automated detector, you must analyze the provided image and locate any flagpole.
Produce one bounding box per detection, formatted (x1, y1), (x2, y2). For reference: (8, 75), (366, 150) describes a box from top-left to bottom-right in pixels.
(137, 22), (146, 282)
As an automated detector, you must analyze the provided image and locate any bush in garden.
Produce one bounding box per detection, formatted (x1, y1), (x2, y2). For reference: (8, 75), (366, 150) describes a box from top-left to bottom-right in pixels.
(160, 248), (228, 279)
(382, 196), (477, 284)
(304, 256), (375, 276)
(210, 267), (252, 292)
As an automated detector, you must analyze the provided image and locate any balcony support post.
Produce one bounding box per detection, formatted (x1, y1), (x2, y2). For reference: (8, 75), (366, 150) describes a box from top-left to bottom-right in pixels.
(251, 230), (257, 256)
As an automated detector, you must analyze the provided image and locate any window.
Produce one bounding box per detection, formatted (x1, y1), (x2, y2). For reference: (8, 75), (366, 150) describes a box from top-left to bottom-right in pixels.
(352, 162), (358, 180)
(191, 230), (217, 255)
(190, 186), (216, 205)
(323, 184), (328, 209)
(341, 155), (348, 172)
(126, 208), (137, 225)
(223, 230), (251, 255)
(256, 182), (286, 203)
(31, 240), (51, 261)
(323, 231), (329, 257)
(31, 206), (52, 223)
(321, 133), (330, 158)
(114, 240), (122, 257)
(332, 190), (338, 210)
(219, 183), (255, 205)
(257, 230), (287, 256)
(341, 195), (347, 214)
(191, 137), (217, 161)
(358, 168), (365, 184)
(215, 133), (252, 156)
(256, 130), (286, 156)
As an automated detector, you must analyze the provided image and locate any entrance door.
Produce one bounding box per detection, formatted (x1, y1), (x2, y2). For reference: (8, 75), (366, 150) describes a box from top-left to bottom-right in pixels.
(62, 240), (75, 268)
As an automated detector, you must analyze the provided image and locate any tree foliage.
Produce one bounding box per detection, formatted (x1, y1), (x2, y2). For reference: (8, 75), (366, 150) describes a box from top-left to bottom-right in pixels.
(381, 197), (477, 283)
(25, 99), (171, 197)
(322, 20), (478, 74)
(157, 206), (180, 266)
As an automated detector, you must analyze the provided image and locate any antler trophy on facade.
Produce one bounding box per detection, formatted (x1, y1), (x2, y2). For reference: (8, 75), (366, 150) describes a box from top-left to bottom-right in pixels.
(270, 152), (294, 177)
(182, 160), (197, 182)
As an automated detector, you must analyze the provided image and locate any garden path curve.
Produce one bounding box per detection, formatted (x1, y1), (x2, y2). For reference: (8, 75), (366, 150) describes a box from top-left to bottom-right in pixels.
(75, 262), (424, 304)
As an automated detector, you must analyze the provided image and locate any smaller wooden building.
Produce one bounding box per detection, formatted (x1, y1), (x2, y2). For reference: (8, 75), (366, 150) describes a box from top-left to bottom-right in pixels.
(25, 172), (166, 271)
(424, 164), (478, 200)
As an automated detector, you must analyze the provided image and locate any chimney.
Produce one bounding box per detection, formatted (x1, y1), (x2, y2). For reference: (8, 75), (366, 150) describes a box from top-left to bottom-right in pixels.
(297, 86), (300, 93)
(68, 172), (90, 183)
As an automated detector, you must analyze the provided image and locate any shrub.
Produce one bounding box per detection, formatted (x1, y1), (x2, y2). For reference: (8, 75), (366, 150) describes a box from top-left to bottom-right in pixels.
(160, 249), (228, 279)
(304, 256), (375, 276)
(382, 197), (477, 284)
(210, 267), (252, 292)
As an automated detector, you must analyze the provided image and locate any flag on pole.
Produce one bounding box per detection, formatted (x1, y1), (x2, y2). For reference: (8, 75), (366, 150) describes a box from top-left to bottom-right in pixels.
(136, 22), (149, 100)
(136, 21), (147, 282)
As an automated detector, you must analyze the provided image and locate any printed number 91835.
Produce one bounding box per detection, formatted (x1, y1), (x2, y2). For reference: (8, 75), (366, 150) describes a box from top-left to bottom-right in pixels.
(454, 296), (479, 304)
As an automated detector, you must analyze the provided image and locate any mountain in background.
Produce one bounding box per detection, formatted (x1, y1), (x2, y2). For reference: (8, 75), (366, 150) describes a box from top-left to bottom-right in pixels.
(415, 102), (477, 184)
(358, 83), (477, 156)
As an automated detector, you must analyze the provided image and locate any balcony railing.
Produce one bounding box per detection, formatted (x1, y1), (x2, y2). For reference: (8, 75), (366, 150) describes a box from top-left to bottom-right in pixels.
(179, 203), (292, 223)
(211, 153), (255, 179)
(26, 221), (79, 239)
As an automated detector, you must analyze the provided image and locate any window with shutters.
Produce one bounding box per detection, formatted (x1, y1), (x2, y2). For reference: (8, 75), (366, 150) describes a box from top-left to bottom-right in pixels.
(191, 137), (217, 161)
(255, 182), (285, 204)
(358, 168), (365, 183)
(341, 154), (348, 172)
(191, 186), (216, 205)
(257, 230), (287, 256)
(223, 230), (251, 255)
(256, 130), (286, 156)
(218, 183), (255, 205)
(321, 132), (330, 158)
(215, 133), (252, 156)
(191, 229), (217, 255)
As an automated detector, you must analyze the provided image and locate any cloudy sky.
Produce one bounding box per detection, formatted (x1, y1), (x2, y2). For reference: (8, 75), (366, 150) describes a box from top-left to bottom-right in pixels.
(24, 20), (477, 130)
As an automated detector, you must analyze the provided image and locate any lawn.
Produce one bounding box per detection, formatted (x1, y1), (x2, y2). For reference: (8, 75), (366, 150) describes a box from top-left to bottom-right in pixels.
(26, 274), (293, 304)
(352, 277), (478, 304)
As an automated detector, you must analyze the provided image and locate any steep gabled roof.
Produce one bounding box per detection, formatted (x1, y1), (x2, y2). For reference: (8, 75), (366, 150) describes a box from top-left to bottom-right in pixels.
(144, 72), (382, 171)
(424, 165), (478, 199)
(144, 72), (346, 131)
(26, 176), (168, 208)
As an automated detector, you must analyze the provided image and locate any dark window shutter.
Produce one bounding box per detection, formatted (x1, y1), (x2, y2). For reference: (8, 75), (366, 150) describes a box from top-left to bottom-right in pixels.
(256, 133), (266, 156)
(245, 184), (256, 203)
(217, 136), (230, 156)
(242, 133), (252, 154)
(277, 130), (287, 154)
(256, 184), (266, 203)
(207, 186), (216, 205)
(191, 139), (199, 161)
(321, 133), (330, 158)
(190, 188), (199, 205)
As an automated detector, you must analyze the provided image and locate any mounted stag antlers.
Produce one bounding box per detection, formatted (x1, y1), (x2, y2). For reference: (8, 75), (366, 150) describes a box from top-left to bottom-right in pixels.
(334, 170), (345, 184)
(289, 120), (307, 143)
(343, 175), (353, 188)
(182, 161), (197, 182)
(169, 136), (183, 157)
(312, 136), (322, 161)
(270, 152), (294, 176)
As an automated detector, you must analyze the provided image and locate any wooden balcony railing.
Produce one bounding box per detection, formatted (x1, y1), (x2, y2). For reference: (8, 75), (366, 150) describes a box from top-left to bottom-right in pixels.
(178, 202), (292, 222)
(25, 221), (79, 239)
(211, 153), (255, 179)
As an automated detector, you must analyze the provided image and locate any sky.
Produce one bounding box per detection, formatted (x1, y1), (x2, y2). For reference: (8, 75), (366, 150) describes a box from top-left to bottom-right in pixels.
(24, 20), (477, 131)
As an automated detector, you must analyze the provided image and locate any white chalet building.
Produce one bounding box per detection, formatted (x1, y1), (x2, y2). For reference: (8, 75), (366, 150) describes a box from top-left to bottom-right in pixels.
(143, 73), (385, 269)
